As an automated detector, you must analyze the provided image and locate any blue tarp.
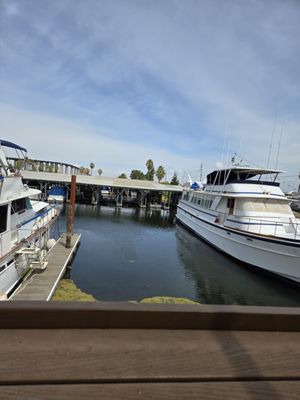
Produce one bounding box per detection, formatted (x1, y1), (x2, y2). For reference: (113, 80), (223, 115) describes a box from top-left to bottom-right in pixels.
(48, 187), (66, 196)
(191, 182), (201, 189)
(0, 140), (27, 152)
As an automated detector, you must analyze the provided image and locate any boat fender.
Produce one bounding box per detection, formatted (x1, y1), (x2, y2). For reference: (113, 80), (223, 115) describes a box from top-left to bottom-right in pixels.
(46, 239), (56, 250)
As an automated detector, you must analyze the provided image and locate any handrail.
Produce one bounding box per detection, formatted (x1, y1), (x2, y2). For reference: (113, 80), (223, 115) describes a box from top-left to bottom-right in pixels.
(16, 205), (57, 229)
(0, 211), (59, 263)
(224, 215), (300, 239)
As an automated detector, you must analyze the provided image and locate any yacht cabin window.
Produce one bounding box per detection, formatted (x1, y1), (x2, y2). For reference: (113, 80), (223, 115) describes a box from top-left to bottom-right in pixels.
(11, 198), (26, 215)
(227, 198), (235, 215)
(0, 205), (8, 233)
(189, 194), (215, 209)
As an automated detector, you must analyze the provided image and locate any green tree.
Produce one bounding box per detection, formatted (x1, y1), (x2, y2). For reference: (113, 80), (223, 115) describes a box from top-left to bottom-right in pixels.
(171, 172), (179, 185)
(155, 165), (166, 183)
(145, 159), (155, 181)
(85, 168), (90, 175)
(130, 170), (146, 180)
(38, 163), (44, 172)
(118, 173), (127, 179)
(90, 162), (95, 175)
(97, 168), (103, 176)
(54, 164), (59, 173)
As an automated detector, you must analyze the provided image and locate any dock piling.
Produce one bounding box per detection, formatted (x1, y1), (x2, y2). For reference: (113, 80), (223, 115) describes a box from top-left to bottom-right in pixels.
(66, 175), (76, 248)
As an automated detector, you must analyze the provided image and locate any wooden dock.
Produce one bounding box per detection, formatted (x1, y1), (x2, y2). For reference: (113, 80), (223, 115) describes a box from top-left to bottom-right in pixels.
(11, 233), (81, 301)
(0, 303), (299, 399)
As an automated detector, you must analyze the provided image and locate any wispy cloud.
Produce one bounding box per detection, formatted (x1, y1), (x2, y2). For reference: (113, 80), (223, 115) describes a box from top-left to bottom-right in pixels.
(0, 0), (299, 186)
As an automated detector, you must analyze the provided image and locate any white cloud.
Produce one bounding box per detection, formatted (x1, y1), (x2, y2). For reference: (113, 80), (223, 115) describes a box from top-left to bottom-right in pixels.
(0, 0), (299, 188)
(3, 0), (18, 16)
(0, 103), (209, 180)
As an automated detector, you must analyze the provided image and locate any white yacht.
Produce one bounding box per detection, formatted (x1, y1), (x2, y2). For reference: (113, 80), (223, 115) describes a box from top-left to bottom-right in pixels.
(0, 140), (59, 298)
(176, 163), (300, 283)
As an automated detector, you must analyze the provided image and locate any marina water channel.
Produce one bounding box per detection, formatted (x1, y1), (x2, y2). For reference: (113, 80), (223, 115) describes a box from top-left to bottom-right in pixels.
(59, 204), (300, 306)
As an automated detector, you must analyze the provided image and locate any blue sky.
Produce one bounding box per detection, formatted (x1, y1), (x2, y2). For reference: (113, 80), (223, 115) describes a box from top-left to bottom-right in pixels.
(0, 0), (300, 187)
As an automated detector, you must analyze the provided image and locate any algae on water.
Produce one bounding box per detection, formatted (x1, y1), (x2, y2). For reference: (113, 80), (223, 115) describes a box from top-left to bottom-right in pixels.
(52, 279), (96, 301)
(52, 280), (199, 304)
(140, 296), (200, 305)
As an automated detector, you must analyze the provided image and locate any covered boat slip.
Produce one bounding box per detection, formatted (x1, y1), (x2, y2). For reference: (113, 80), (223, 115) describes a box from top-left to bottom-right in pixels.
(0, 302), (299, 399)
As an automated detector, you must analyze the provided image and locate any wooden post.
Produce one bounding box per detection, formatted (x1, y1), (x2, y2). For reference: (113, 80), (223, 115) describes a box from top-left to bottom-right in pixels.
(66, 175), (76, 248)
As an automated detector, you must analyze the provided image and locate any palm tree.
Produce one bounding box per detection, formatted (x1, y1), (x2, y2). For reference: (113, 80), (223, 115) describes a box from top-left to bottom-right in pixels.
(90, 162), (95, 176)
(97, 168), (103, 176)
(146, 159), (155, 181)
(155, 165), (166, 183)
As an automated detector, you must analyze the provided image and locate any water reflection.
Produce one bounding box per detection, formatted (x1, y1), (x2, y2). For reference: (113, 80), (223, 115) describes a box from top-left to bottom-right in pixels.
(65, 204), (300, 305)
(73, 204), (175, 228)
(176, 224), (300, 306)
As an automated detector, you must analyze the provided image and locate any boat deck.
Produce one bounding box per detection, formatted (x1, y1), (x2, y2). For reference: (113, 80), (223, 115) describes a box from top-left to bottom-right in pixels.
(0, 302), (299, 399)
(11, 233), (81, 301)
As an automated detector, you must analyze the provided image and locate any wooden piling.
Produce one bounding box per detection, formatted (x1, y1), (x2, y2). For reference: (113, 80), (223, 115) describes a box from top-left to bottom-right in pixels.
(66, 175), (76, 248)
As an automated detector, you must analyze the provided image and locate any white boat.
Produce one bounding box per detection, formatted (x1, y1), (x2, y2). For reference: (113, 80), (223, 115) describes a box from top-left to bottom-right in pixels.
(176, 163), (300, 283)
(0, 140), (59, 298)
(48, 186), (67, 203)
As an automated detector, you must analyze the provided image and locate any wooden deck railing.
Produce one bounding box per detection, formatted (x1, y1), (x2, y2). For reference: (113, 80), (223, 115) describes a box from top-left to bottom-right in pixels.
(1, 302), (300, 330)
(0, 302), (299, 399)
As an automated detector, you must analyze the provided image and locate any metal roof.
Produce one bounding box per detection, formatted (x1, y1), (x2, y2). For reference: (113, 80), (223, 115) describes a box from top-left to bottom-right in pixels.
(21, 171), (183, 192)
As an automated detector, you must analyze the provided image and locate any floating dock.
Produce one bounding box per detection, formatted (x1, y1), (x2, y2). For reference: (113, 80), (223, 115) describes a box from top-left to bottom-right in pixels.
(11, 233), (81, 301)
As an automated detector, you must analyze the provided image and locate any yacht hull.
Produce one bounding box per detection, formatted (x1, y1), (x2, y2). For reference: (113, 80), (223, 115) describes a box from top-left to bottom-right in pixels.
(177, 203), (300, 284)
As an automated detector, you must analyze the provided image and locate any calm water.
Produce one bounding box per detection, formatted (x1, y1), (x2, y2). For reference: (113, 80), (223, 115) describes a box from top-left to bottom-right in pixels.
(59, 204), (300, 305)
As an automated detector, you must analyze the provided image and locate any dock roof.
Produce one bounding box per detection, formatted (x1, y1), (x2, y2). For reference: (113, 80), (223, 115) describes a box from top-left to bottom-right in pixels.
(21, 171), (183, 192)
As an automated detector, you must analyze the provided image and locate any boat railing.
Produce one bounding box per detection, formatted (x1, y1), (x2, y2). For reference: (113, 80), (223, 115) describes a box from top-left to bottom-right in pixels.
(15, 205), (59, 246)
(228, 215), (300, 240)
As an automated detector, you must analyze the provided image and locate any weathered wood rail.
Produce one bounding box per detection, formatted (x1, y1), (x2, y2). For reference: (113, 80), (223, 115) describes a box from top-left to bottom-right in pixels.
(11, 233), (81, 301)
(0, 302), (299, 399)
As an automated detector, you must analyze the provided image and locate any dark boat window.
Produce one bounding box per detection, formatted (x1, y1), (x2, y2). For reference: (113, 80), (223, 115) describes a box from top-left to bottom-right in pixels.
(0, 205), (8, 233)
(11, 198), (26, 215)
(227, 198), (235, 214)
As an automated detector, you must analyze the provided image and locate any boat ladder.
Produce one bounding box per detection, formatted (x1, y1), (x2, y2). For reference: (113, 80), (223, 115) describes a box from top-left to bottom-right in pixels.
(16, 247), (48, 271)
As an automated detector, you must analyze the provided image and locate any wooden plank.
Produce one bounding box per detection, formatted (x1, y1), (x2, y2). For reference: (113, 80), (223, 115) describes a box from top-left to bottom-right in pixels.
(1, 302), (300, 331)
(0, 382), (300, 400)
(11, 233), (80, 301)
(0, 329), (299, 383)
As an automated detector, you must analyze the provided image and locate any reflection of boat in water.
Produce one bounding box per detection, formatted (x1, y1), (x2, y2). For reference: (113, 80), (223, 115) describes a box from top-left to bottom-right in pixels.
(175, 225), (300, 306)
(176, 163), (300, 284)
(0, 140), (59, 299)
